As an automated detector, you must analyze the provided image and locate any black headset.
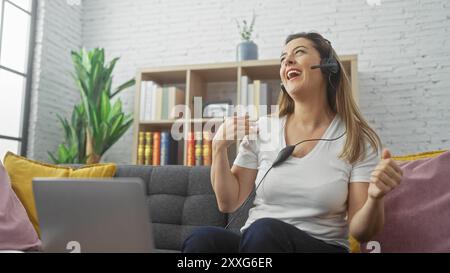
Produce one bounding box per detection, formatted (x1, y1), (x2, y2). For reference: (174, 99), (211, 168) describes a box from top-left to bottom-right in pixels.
(281, 39), (339, 93)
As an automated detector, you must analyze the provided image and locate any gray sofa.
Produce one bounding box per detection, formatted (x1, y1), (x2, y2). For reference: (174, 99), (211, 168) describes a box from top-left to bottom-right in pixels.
(113, 165), (253, 253)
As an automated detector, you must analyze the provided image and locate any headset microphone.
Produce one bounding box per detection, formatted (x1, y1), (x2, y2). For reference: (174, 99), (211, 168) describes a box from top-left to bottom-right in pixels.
(271, 145), (296, 167)
(311, 63), (338, 70)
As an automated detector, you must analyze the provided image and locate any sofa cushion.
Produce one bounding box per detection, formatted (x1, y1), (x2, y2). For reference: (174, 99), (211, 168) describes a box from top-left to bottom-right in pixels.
(150, 166), (226, 251)
(361, 150), (450, 253)
(114, 165), (153, 194)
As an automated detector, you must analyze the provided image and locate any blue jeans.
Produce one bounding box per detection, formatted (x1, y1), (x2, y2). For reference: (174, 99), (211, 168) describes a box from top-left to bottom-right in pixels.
(182, 218), (348, 253)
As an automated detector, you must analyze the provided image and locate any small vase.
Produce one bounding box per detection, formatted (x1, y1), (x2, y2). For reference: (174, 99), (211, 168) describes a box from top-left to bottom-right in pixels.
(236, 41), (258, 61)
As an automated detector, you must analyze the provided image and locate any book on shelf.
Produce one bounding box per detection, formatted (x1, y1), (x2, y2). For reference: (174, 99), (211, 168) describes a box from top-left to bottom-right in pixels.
(202, 131), (212, 166)
(154, 88), (162, 121)
(152, 132), (161, 165)
(160, 131), (169, 165)
(240, 75), (249, 106)
(186, 132), (195, 166)
(144, 132), (152, 165)
(160, 131), (179, 165)
(195, 132), (203, 166)
(137, 132), (145, 165)
(254, 80), (269, 118)
(140, 82), (147, 121)
(169, 86), (186, 119)
(161, 87), (169, 120)
(140, 81), (185, 122)
(247, 82), (254, 118)
(240, 77), (270, 120)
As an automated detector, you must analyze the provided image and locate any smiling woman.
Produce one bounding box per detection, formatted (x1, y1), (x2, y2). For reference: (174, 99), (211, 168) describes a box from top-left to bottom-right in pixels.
(0, 0), (36, 160)
(183, 32), (404, 253)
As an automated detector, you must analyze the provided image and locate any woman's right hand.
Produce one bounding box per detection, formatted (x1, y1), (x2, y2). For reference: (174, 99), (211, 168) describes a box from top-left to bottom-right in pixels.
(212, 113), (258, 151)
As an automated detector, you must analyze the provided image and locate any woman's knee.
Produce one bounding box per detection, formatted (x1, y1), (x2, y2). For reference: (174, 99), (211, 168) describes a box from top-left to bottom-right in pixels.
(182, 227), (218, 253)
(240, 218), (292, 253)
(244, 218), (287, 236)
(182, 226), (239, 253)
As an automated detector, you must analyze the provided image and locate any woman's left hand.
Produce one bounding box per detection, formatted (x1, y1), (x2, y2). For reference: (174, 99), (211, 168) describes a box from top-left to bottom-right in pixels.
(368, 148), (403, 200)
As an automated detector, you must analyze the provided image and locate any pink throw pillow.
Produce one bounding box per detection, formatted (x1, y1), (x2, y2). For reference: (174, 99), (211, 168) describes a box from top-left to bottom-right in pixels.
(361, 151), (450, 253)
(0, 160), (41, 251)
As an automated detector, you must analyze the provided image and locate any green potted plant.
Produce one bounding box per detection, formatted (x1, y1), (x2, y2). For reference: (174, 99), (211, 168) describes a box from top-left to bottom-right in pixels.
(236, 13), (258, 61)
(48, 48), (135, 164)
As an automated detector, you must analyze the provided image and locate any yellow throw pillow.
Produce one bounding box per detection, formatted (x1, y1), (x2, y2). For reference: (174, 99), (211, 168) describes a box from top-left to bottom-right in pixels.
(3, 152), (116, 236)
(393, 150), (447, 161)
(70, 164), (117, 178)
(349, 236), (360, 253)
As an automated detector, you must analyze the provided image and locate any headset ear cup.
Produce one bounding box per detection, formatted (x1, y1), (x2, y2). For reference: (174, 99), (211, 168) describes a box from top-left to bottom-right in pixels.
(328, 58), (340, 74)
(320, 58), (340, 75)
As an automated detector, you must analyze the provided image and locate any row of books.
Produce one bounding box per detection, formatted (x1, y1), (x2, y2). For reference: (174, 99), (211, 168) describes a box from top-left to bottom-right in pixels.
(186, 131), (213, 167)
(136, 131), (213, 166)
(140, 81), (185, 121)
(240, 77), (271, 120)
(137, 131), (179, 166)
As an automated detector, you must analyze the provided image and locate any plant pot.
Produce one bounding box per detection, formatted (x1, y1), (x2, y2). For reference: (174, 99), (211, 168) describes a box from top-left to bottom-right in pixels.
(236, 41), (258, 61)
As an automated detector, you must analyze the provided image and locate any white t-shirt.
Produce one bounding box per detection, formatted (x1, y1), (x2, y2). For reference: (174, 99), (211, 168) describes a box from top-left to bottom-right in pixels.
(233, 114), (380, 250)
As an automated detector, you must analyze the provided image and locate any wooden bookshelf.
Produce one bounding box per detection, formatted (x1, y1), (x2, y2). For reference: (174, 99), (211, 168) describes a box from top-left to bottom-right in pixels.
(132, 56), (359, 165)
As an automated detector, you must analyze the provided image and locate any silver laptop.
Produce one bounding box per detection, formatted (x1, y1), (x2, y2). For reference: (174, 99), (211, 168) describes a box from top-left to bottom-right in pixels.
(33, 178), (154, 253)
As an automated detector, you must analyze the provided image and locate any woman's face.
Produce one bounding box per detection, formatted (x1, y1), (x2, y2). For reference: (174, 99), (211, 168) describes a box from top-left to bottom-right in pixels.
(280, 38), (326, 98)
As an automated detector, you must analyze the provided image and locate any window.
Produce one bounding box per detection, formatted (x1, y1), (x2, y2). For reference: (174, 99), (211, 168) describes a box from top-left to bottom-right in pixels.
(0, 0), (36, 160)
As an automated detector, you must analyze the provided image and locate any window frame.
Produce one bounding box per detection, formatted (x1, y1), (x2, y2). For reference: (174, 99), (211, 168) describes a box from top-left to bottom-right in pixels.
(0, 0), (37, 156)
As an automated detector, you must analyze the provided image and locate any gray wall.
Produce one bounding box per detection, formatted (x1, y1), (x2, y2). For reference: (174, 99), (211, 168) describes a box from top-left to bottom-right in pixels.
(27, 0), (82, 160)
(28, 0), (450, 163)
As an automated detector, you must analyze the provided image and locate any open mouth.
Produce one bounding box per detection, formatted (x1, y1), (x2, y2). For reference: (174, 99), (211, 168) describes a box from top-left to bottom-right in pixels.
(286, 69), (302, 81)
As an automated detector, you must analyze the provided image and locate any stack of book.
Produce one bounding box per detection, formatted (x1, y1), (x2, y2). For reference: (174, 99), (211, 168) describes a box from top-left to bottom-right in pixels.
(186, 131), (212, 167)
(137, 131), (179, 166)
(140, 81), (185, 121)
(240, 76), (270, 120)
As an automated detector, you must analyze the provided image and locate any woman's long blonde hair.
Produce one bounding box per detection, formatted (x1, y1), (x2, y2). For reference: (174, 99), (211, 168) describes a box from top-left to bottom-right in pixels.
(277, 32), (381, 164)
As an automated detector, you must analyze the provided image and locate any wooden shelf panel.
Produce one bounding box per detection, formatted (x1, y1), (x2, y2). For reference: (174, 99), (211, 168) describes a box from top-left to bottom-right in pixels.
(189, 118), (224, 123)
(139, 56), (355, 75)
(190, 67), (238, 82)
(141, 70), (187, 84)
(139, 118), (225, 125)
(140, 119), (184, 125)
(138, 122), (186, 140)
(242, 64), (281, 81)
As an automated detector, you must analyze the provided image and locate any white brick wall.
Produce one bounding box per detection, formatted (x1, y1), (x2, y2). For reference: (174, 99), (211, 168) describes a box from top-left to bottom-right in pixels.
(27, 0), (82, 161)
(28, 0), (450, 163)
